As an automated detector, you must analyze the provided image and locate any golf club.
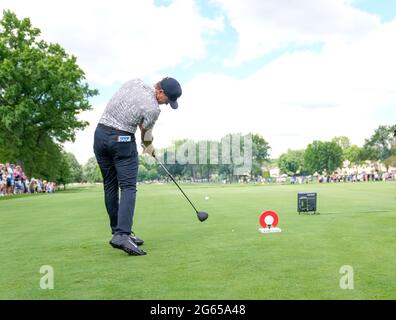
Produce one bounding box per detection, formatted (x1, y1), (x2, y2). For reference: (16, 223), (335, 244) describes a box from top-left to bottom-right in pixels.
(153, 155), (209, 222)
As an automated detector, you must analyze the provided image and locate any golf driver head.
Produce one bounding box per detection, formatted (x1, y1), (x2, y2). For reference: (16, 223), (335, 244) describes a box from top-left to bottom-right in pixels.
(197, 211), (209, 222)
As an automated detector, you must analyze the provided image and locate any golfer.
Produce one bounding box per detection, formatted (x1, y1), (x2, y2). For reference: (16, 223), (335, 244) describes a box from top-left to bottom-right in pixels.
(93, 77), (182, 256)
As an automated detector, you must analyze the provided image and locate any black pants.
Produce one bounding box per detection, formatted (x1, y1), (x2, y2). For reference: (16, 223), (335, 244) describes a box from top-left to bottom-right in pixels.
(93, 124), (139, 235)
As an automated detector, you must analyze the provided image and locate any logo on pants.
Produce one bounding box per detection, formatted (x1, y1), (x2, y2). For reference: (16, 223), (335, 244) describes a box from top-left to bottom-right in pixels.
(118, 136), (131, 142)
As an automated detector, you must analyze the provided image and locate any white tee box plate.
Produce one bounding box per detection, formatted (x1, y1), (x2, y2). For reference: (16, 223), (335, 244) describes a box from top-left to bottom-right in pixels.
(259, 227), (282, 234)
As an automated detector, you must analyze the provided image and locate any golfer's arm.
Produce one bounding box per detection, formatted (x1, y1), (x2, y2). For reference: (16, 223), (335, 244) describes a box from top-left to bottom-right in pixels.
(139, 124), (153, 147)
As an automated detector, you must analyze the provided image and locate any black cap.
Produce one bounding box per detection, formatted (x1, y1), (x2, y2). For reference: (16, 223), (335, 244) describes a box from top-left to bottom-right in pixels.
(160, 77), (182, 109)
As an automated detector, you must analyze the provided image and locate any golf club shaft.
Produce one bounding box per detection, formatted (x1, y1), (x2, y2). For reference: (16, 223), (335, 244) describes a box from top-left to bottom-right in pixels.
(154, 156), (199, 213)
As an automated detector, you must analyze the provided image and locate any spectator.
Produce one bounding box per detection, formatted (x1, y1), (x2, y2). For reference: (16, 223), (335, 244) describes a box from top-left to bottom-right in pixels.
(0, 163), (56, 196)
(14, 165), (24, 194)
(29, 178), (36, 194)
(0, 164), (6, 196)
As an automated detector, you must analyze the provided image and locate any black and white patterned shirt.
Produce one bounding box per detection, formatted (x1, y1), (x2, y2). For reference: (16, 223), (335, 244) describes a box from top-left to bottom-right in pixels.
(99, 79), (161, 133)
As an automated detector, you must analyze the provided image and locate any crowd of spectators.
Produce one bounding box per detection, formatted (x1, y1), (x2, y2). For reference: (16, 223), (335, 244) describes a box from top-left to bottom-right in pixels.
(273, 170), (396, 184)
(0, 163), (56, 196)
(317, 171), (396, 183)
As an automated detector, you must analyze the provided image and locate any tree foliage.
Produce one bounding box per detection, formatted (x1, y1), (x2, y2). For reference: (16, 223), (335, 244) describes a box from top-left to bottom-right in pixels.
(343, 144), (362, 164)
(55, 151), (72, 188)
(332, 136), (351, 150)
(362, 125), (396, 161)
(384, 156), (396, 170)
(251, 133), (271, 175)
(83, 157), (102, 183)
(65, 152), (83, 183)
(304, 141), (343, 175)
(278, 149), (305, 176)
(0, 10), (98, 178)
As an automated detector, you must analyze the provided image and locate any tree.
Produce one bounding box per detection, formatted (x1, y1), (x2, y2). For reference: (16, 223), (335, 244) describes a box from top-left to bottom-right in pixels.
(166, 139), (190, 179)
(83, 157), (102, 183)
(218, 133), (270, 181)
(196, 139), (219, 181)
(361, 125), (396, 161)
(0, 10), (98, 177)
(56, 152), (72, 189)
(252, 133), (271, 169)
(65, 153), (83, 182)
(331, 136), (351, 150)
(393, 129), (396, 150)
(134, 133), (271, 183)
(278, 149), (305, 176)
(343, 145), (363, 164)
(358, 145), (378, 162)
(252, 134), (270, 163)
(248, 162), (263, 179)
(304, 140), (343, 175)
(137, 165), (148, 181)
(383, 126), (396, 169)
(384, 156), (396, 170)
(147, 168), (159, 181)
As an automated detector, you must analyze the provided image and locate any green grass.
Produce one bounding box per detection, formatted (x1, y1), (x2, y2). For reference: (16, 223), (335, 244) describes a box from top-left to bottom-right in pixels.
(1, 181), (396, 300)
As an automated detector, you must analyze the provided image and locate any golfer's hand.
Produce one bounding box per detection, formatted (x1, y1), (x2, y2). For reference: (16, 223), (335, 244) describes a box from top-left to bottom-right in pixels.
(142, 143), (155, 157)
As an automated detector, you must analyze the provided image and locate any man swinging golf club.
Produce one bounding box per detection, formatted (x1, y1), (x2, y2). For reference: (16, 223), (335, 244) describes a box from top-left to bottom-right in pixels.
(94, 77), (182, 256)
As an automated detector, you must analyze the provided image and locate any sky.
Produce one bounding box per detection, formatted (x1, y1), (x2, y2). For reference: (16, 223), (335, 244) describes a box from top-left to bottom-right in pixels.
(1, 0), (396, 164)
